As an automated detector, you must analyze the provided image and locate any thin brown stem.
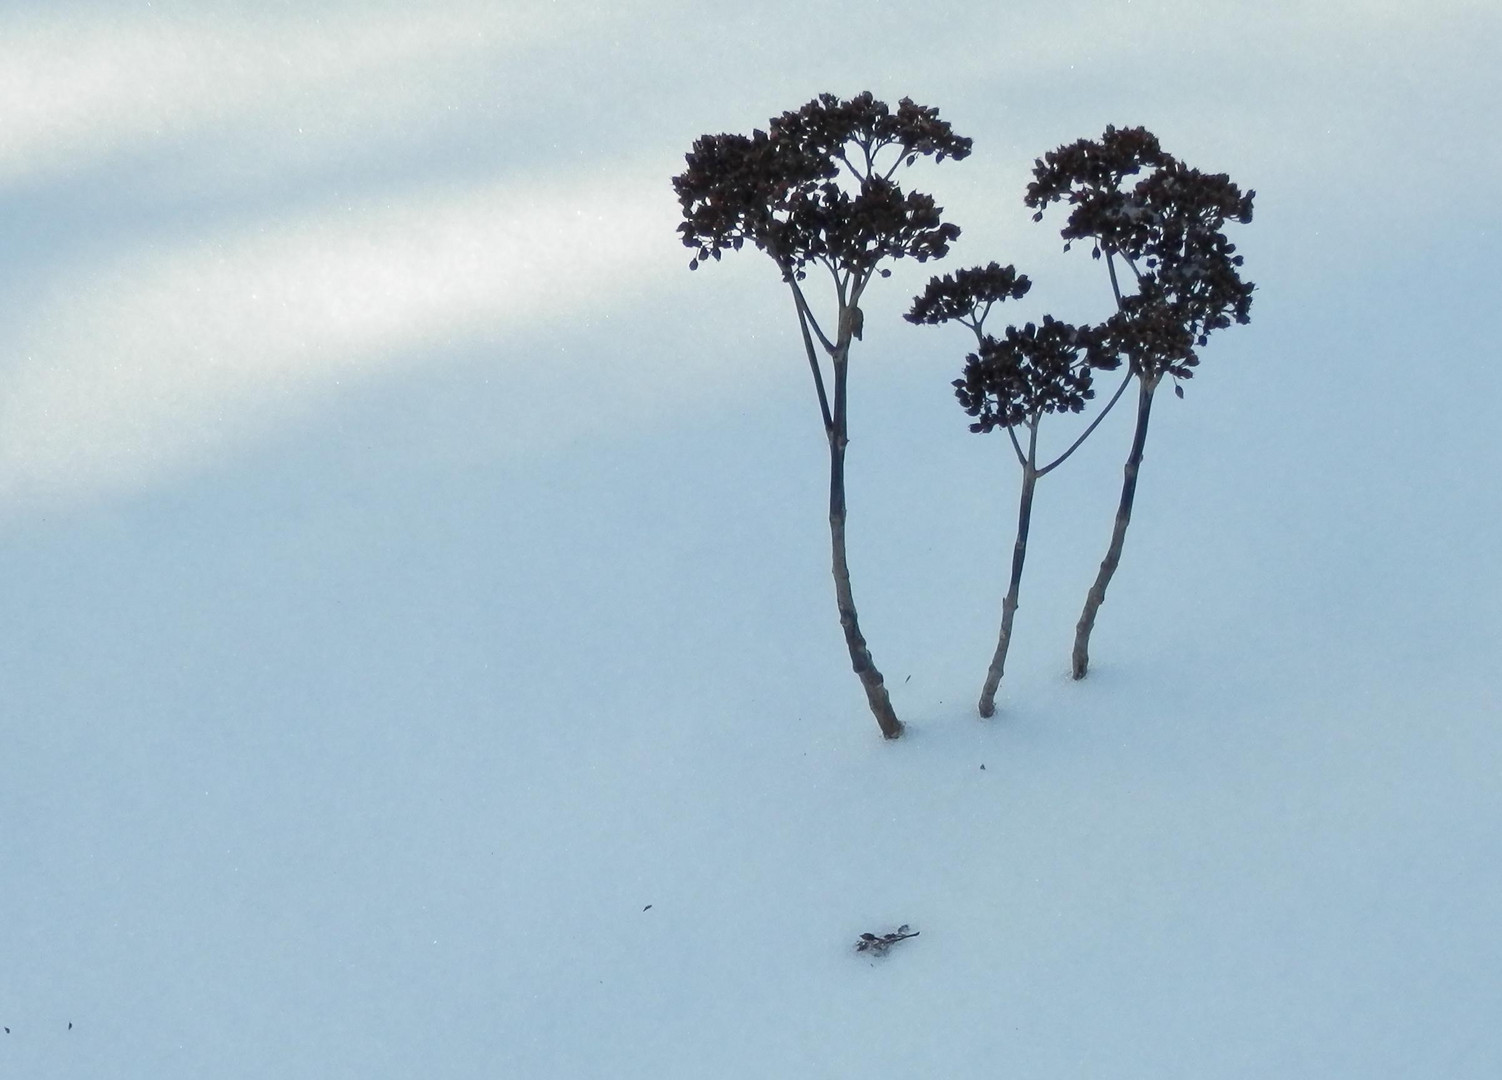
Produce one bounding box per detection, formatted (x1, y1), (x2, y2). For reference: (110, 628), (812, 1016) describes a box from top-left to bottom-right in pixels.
(791, 287), (834, 433)
(1005, 424), (1027, 468)
(826, 343), (902, 738)
(1037, 367), (1134, 477)
(1072, 378), (1158, 679)
(978, 420), (1039, 717)
(837, 149), (862, 181)
(1106, 250), (1125, 309)
(789, 278), (836, 356)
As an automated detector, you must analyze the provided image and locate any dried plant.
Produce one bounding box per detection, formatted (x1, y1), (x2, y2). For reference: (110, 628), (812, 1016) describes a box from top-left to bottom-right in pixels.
(1026, 126), (1255, 678)
(855, 924), (919, 956)
(674, 93), (971, 739)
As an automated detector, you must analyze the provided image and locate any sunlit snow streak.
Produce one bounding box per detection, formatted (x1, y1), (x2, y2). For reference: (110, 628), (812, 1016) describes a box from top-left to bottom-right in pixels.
(0, 169), (677, 509)
(0, 1), (685, 513)
(0, 3), (572, 189)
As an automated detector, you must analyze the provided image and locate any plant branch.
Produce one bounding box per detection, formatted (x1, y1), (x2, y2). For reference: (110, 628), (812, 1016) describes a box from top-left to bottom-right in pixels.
(790, 277), (837, 355)
(1106, 250), (1126, 310)
(879, 140), (908, 181)
(1006, 424), (1027, 468)
(976, 419), (1040, 718)
(791, 285), (835, 433)
(1038, 366), (1133, 476)
(837, 149), (863, 183)
(849, 269), (871, 308)
(822, 257), (843, 302)
(1072, 378), (1157, 679)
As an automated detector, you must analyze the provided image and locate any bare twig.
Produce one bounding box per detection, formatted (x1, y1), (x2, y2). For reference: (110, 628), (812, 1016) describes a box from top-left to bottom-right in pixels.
(854, 925), (919, 956)
(1038, 367), (1134, 477)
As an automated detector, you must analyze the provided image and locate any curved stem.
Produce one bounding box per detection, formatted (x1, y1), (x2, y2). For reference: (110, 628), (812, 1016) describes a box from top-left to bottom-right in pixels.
(1005, 424), (1027, 468)
(1037, 367), (1133, 477)
(790, 285), (834, 432)
(978, 421), (1039, 717)
(827, 347), (902, 738)
(837, 149), (862, 182)
(1106, 250), (1126, 309)
(789, 277), (836, 356)
(848, 270), (871, 314)
(1072, 378), (1157, 679)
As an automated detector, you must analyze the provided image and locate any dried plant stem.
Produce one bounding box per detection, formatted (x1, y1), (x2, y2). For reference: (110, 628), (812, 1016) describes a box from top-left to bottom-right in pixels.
(1072, 377), (1157, 679)
(801, 287), (902, 739)
(977, 423), (1040, 717)
(828, 430), (902, 738)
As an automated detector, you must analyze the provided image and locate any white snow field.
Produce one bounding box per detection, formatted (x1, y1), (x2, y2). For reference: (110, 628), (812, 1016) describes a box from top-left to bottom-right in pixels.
(2, 2), (1499, 1077)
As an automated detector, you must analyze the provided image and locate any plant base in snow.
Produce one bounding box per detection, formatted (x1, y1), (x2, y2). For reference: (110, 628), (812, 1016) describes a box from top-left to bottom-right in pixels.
(855, 924), (918, 956)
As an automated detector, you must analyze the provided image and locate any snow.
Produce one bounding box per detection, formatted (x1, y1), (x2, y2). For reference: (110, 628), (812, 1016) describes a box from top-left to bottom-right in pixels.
(3, 1), (1501, 1077)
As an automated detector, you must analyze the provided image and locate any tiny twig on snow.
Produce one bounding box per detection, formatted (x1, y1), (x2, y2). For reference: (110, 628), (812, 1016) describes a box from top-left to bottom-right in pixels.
(854, 924), (919, 956)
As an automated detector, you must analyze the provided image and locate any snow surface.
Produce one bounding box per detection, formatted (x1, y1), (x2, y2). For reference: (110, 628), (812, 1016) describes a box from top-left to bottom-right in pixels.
(3, 1), (1500, 1077)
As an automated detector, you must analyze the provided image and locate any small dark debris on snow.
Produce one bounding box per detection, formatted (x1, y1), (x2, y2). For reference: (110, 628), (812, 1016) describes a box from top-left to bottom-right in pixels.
(855, 924), (919, 956)
(642, 904), (652, 911)
(904, 674), (911, 683)
(980, 763), (986, 770)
